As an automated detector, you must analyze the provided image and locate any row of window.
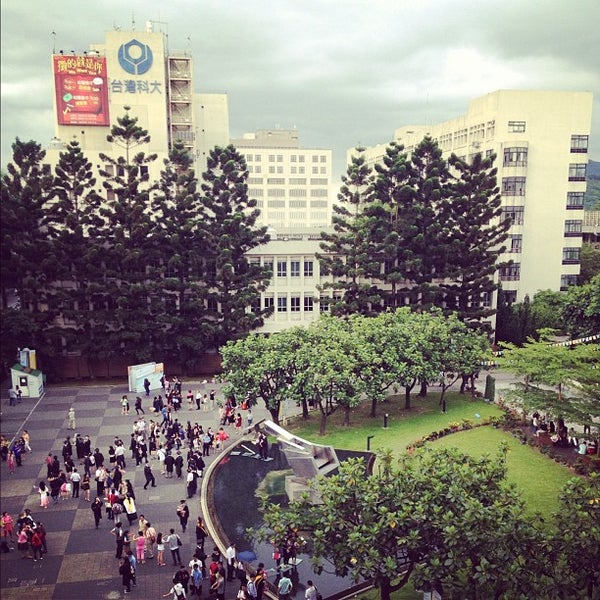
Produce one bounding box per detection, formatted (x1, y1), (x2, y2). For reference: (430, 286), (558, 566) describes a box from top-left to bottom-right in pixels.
(248, 165), (328, 175)
(244, 154), (328, 163)
(248, 177), (328, 186)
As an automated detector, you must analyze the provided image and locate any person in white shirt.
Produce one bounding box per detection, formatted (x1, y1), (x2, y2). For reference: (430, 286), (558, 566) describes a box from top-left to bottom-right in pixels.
(225, 543), (236, 581)
(70, 468), (81, 498)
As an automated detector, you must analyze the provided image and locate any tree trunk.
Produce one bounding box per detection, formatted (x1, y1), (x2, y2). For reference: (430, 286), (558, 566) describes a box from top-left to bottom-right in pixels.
(370, 396), (378, 418)
(269, 406), (279, 426)
(343, 405), (351, 426)
(319, 411), (327, 436)
(379, 577), (393, 600)
(418, 380), (428, 397)
(404, 387), (411, 410)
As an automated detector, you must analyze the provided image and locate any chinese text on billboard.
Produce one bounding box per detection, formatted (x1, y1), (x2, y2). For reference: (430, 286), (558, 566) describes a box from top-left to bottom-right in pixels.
(53, 55), (110, 126)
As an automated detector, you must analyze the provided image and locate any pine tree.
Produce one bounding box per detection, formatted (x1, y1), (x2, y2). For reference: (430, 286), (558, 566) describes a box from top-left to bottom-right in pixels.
(371, 142), (413, 308)
(45, 140), (104, 353)
(200, 144), (272, 348)
(151, 140), (209, 368)
(401, 135), (449, 310)
(93, 108), (160, 363)
(441, 152), (510, 330)
(0, 139), (58, 362)
(318, 150), (383, 315)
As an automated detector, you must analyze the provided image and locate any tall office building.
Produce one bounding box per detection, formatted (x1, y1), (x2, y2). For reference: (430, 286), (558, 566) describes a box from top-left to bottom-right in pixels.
(358, 90), (593, 304)
(231, 129), (333, 229)
(47, 22), (229, 178)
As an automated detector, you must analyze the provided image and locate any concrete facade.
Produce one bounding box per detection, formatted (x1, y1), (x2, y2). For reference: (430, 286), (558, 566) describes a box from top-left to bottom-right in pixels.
(358, 90), (594, 303)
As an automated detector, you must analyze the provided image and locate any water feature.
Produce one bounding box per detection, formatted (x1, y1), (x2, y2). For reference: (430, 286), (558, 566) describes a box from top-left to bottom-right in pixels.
(211, 441), (373, 599)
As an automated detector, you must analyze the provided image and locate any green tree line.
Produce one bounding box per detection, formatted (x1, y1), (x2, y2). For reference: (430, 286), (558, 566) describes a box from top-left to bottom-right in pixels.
(1, 110), (272, 375)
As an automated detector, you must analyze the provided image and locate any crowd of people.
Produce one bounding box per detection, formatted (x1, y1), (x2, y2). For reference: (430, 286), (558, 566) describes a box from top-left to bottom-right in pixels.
(1, 378), (282, 599)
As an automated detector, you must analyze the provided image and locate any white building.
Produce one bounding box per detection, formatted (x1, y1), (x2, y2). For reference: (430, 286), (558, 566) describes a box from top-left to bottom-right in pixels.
(231, 129), (333, 229)
(47, 22), (229, 179)
(247, 230), (327, 334)
(357, 90), (593, 303)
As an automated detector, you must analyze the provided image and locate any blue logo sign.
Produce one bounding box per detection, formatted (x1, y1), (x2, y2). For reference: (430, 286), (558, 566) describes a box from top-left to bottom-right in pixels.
(118, 39), (153, 75)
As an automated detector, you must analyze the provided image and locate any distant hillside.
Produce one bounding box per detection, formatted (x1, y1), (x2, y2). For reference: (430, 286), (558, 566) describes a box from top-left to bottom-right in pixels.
(585, 159), (600, 210)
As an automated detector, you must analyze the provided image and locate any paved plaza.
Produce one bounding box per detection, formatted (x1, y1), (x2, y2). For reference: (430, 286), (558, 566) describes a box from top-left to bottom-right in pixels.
(0, 379), (266, 600)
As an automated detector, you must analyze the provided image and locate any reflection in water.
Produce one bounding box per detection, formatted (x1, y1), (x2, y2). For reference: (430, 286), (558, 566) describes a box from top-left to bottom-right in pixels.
(212, 442), (370, 598)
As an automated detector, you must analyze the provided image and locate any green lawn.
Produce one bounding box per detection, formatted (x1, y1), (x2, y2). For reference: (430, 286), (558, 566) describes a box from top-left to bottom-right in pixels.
(285, 391), (579, 518)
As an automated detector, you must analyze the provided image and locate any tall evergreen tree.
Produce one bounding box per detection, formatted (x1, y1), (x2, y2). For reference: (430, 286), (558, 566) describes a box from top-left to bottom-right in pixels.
(44, 140), (104, 354)
(0, 139), (57, 367)
(401, 135), (449, 310)
(318, 150), (383, 315)
(371, 142), (414, 308)
(151, 140), (209, 368)
(200, 144), (272, 348)
(93, 108), (160, 364)
(441, 152), (509, 330)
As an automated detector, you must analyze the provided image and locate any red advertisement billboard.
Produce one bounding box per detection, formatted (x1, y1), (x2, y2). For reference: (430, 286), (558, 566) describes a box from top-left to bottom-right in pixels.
(53, 55), (110, 126)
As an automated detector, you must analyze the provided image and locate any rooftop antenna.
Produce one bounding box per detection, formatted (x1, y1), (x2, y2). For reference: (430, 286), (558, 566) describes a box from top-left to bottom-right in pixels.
(52, 31), (56, 54)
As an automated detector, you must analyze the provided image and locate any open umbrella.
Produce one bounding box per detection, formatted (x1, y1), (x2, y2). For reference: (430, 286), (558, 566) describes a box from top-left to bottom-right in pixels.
(237, 550), (258, 562)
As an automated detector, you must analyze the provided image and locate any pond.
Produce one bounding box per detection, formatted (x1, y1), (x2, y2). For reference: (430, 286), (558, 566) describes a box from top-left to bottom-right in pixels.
(211, 441), (373, 599)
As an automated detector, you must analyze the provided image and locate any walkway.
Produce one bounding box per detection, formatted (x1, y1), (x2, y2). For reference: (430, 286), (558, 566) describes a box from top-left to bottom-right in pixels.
(0, 380), (272, 600)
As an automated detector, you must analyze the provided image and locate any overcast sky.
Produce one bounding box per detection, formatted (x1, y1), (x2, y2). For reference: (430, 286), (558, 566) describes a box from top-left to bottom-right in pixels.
(2, 0), (599, 181)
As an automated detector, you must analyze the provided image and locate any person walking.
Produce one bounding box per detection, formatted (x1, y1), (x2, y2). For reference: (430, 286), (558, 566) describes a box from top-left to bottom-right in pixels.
(166, 528), (182, 566)
(70, 468), (81, 498)
(135, 396), (145, 415)
(112, 522), (125, 559)
(195, 517), (208, 551)
(123, 494), (138, 526)
(277, 572), (293, 600)
(177, 500), (190, 532)
(144, 462), (157, 489)
(119, 556), (134, 594)
(225, 542), (236, 581)
(144, 521), (157, 559)
(156, 532), (166, 566)
(67, 407), (76, 430)
(81, 473), (91, 501)
(91, 497), (103, 528)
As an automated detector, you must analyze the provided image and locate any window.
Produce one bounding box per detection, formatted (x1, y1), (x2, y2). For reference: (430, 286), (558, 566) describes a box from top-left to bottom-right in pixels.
(312, 166), (319, 174)
(304, 260), (314, 277)
(277, 260), (287, 277)
(268, 154), (275, 162)
(311, 189), (328, 197)
(299, 155), (305, 163)
(290, 166), (297, 174)
(289, 200), (307, 208)
(255, 154), (262, 162)
(291, 155), (297, 162)
(267, 200), (285, 208)
(290, 261), (300, 277)
(289, 189), (307, 196)
(503, 147), (528, 167)
(566, 192), (585, 209)
(570, 135), (589, 153)
(508, 120), (526, 133)
(562, 247), (581, 264)
(564, 220), (583, 236)
(499, 263), (521, 281)
(277, 155), (283, 162)
(248, 177), (263, 185)
(264, 296), (274, 310)
(568, 163), (586, 181)
(277, 296), (287, 312)
(277, 166), (283, 174)
(289, 178), (306, 185)
(310, 178), (328, 185)
(304, 296), (314, 312)
(509, 235), (523, 253)
(250, 297), (261, 314)
(267, 178), (285, 185)
(298, 167), (305, 174)
(206, 298), (218, 313)
(319, 296), (329, 313)
(312, 155), (319, 162)
(255, 166), (262, 174)
(502, 177), (526, 196)
(268, 166), (275, 174)
(561, 275), (578, 290)
(268, 189), (285, 196)
(263, 260), (273, 275)
(290, 296), (301, 312)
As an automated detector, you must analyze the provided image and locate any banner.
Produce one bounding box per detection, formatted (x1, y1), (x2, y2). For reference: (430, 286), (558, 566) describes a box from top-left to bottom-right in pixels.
(53, 55), (110, 126)
(127, 362), (164, 393)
